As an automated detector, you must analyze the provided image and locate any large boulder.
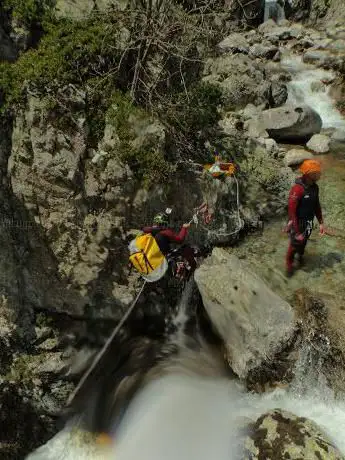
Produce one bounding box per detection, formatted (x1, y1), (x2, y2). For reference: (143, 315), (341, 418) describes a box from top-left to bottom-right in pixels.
(257, 104), (322, 142)
(331, 129), (345, 143)
(303, 45), (345, 71)
(244, 409), (344, 460)
(269, 81), (288, 107)
(307, 133), (331, 153)
(258, 20), (304, 41)
(202, 54), (270, 110)
(249, 44), (279, 60)
(217, 33), (249, 54)
(194, 248), (296, 379)
(284, 148), (314, 167)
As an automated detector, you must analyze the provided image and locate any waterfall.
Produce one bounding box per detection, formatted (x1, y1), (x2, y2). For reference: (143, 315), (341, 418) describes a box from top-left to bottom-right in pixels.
(26, 321), (345, 460)
(264, 0), (286, 22)
(281, 54), (345, 130)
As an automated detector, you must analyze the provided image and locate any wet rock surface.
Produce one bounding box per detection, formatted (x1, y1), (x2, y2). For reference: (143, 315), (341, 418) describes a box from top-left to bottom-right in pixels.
(284, 148), (314, 166)
(307, 133), (331, 153)
(257, 104), (323, 142)
(244, 409), (345, 460)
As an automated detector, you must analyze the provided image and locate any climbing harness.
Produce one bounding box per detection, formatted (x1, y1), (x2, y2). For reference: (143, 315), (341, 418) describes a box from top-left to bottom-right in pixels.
(66, 280), (147, 408)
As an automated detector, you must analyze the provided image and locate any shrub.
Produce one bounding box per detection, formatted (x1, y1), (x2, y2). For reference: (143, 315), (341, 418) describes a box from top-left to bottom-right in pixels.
(0, 15), (121, 109)
(3, 0), (55, 27)
(0, 1), (228, 185)
(106, 90), (174, 187)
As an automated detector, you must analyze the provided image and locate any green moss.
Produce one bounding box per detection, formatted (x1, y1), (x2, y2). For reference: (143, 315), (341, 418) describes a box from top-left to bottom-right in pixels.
(5, 354), (39, 382)
(35, 312), (53, 328)
(4, 0), (55, 27)
(105, 90), (174, 187)
(86, 77), (115, 148)
(336, 99), (345, 115)
(165, 81), (222, 138)
(0, 15), (120, 109)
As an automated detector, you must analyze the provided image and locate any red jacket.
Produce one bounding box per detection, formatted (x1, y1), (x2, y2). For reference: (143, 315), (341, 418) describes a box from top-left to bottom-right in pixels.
(288, 178), (323, 233)
(142, 225), (188, 254)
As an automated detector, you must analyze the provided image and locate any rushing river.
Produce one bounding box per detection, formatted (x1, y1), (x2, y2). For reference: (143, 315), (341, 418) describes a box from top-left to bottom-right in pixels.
(26, 341), (345, 460)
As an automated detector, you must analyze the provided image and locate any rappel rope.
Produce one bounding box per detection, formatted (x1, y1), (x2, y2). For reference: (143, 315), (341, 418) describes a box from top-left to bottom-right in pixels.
(188, 175), (243, 237)
(66, 280), (147, 407)
(223, 173), (244, 237)
(204, 174), (244, 238)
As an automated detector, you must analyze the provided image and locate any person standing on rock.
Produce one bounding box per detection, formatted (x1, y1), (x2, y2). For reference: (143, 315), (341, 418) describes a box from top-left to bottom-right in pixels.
(286, 159), (326, 277)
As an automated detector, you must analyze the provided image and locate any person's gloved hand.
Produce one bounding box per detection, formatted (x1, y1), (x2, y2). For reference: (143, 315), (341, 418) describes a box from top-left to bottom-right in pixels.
(282, 221), (293, 233)
(295, 233), (304, 242)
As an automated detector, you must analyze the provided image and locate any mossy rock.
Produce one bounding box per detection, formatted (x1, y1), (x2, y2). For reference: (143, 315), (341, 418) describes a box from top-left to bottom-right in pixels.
(104, 90), (174, 187)
(243, 409), (345, 459)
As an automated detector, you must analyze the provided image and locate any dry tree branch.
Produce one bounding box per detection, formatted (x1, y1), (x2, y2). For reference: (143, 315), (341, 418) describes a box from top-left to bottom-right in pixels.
(236, 0), (261, 20)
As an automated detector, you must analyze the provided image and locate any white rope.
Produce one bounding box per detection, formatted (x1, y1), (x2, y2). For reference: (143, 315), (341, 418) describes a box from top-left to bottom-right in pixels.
(66, 280), (147, 407)
(206, 173), (244, 239)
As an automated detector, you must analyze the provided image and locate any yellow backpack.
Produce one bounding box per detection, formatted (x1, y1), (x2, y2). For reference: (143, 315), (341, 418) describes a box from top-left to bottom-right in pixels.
(128, 233), (168, 281)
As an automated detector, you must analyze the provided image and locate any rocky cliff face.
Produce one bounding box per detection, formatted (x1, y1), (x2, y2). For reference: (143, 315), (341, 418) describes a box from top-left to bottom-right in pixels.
(287, 0), (345, 25)
(2, 0), (344, 457)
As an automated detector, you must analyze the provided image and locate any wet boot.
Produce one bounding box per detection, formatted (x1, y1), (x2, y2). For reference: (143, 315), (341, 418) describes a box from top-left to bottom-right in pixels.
(286, 243), (296, 278)
(296, 253), (304, 267)
(296, 241), (307, 268)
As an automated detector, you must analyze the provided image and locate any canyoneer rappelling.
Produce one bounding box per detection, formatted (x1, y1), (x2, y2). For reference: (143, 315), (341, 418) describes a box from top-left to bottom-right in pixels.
(129, 204), (212, 284)
(285, 159), (326, 277)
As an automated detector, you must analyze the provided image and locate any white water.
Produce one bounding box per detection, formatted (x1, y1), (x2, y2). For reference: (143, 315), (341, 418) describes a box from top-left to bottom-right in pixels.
(26, 364), (345, 460)
(281, 54), (345, 130)
(264, 0), (285, 22)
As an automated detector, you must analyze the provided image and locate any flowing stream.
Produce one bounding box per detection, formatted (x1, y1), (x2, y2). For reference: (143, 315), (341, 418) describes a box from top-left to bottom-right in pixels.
(26, 341), (345, 460)
(282, 54), (345, 130)
(26, 53), (345, 460)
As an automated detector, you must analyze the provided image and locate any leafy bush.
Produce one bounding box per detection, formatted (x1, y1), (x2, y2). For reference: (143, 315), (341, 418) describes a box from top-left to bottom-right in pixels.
(106, 90), (174, 187)
(0, 15), (122, 109)
(0, 1), (228, 186)
(3, 0), (54, 26)
(166, 82), (221, 135)
(336, 99), (345, 115)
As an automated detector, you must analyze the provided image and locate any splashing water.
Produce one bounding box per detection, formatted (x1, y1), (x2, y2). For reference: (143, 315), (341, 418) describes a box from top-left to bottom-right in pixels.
(264, 0), (285, 22)
(26, 339), (345, 460)
(281, 54), (345, 130)
(169, 279), (194, 345)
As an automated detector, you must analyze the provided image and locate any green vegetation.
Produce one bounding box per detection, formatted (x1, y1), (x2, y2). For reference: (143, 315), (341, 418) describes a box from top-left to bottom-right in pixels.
(0, 1), (224, 187)
(336, 99), (345, 115)
(106, 90), (174, 187)
(3, 0), (54, 26)
(0, 15), (120, 108)
(166, 82), (222, 138)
